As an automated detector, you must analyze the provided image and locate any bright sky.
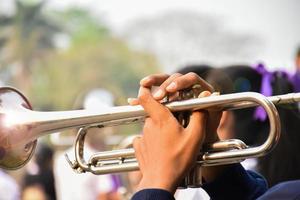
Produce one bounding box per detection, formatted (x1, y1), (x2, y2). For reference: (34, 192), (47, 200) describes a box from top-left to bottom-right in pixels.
(1, 0), (300, 72)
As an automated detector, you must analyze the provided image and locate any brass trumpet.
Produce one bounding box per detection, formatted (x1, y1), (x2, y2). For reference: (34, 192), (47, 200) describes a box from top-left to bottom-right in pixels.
(0, 87), (299, 180)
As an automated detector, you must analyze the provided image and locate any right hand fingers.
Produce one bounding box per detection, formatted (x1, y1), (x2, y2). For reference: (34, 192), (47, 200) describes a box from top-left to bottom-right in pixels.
(128, 73), (183, 104)
(138, 86), (173, 122)
(127, 97), (139, 106)
(128, 73), (176, 105)
(142, 73), (183, 100)
(140, 74), (170, 87)
(142, 72), (214, 101)
(166, 72), (214, 93)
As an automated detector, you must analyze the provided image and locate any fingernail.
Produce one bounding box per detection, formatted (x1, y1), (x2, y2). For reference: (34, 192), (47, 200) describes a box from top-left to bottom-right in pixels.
(140, 77), (149, 84)
(166, 82), (176, 91)
(198, 91), (208, 97)
(153, 89), (164, 98)
(127, 98), (135, 103)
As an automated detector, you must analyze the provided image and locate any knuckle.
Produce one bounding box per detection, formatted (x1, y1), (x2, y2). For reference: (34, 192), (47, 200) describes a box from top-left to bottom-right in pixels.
(187, 72), (200, 81)
(138, 93), (148, 103)
(173, 72), (182, 77)
(145, 117), (151, 122)
(151, 73), (170, 80)
(144, 75), (154, 82)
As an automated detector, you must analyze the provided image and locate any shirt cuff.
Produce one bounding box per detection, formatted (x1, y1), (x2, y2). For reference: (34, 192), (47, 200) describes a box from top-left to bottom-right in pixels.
(202, 163), (267, 200)
(131, 189), (175, 200)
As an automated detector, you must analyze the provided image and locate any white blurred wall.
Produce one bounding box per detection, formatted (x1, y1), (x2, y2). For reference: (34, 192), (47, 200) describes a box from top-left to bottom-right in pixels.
(2, 0), (299, 72)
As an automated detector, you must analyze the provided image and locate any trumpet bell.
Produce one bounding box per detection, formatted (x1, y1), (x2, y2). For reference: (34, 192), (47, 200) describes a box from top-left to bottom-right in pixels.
(0, 87), (37, 169)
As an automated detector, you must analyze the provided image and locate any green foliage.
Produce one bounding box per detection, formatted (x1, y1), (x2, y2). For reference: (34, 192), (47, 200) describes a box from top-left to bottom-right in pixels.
(0, 3), (160, 110)
(0, 0), (62, 93)
(53, 8), (109, 44)
(30, 8), (160, 110)
(0, 3), (161, 137)
(0, 0), (61, 63)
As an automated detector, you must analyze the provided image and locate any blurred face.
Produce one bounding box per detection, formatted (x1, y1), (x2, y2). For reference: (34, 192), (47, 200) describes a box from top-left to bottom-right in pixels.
(217, 111), (235, 140)
(296, 55), (300, 71)
(22, 186), (47, 200)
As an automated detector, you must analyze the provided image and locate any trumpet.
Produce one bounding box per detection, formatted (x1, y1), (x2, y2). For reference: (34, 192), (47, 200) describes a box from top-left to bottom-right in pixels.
(0, 87), (299, 181)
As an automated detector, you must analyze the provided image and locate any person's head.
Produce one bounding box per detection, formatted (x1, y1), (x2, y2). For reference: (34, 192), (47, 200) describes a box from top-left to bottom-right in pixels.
(177, 64), (240, 140)
(205, 65), (262, 141)
(206, 64), (300, 186)
(296, 46), (300, 71)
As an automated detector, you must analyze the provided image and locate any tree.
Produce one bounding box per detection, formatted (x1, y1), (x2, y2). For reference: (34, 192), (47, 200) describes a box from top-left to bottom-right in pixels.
(0, 0), (61, 94)
(30, 8), (160, 110)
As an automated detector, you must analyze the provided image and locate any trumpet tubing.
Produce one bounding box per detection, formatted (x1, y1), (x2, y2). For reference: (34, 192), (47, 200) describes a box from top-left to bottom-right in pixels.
(0, 87), (299, 175)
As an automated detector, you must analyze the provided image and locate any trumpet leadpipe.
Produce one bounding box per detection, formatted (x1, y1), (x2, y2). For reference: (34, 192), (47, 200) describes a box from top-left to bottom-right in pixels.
(0, 86), (299, 171)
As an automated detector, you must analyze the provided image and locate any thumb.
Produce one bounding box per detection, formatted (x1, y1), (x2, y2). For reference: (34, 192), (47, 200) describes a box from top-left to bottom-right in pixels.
(185, 111), (207, 147)
(185, 91), (211, 146)
(138, 86), (170, 121)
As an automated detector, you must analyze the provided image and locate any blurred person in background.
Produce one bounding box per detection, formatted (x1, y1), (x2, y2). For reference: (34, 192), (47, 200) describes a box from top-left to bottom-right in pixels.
(296, 47), (300, 70)
(129, 72), (267, 200)
(173, 64), (258, 199)
(54, 89), (121, 200)
(23, 143), (56, 200)
(206, 64), (300, 186)
(0, 169), (20, 200)
(157, 64), (299, 198)
(129, 71), (300, 200)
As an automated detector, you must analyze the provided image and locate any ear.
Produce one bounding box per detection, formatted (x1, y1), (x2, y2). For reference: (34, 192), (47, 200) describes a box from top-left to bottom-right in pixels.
(217, 111), (235, 140)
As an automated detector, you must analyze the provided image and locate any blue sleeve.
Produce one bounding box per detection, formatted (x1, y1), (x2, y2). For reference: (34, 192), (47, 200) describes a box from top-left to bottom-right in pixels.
(257, 180), (300, 200)
(131, 189), (175, 200)
(202, 164), (268, 200)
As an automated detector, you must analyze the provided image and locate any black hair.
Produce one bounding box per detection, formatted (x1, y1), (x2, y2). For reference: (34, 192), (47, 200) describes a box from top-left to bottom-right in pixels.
(206, 65), (300, 186)
(176, 64), (213, 79)
(35, 143), (54, 170)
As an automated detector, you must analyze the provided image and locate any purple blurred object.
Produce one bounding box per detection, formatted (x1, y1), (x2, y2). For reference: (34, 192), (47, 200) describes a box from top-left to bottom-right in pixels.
(254, 63), (274, 121)
(111, 174), (122, 191)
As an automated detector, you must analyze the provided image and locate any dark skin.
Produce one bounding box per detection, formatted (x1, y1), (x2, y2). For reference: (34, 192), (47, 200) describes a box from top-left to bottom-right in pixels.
(130, 73), (227, 194)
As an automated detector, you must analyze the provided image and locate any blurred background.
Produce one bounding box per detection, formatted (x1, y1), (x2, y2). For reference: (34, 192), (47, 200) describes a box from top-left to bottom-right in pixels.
(0, 0), (299, 199)
(1, 0), (299, 109)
